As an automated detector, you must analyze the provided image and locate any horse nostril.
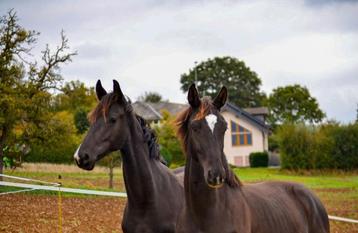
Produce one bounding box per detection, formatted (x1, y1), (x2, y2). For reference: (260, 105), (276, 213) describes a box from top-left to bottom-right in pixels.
(83, 153), (89, 161)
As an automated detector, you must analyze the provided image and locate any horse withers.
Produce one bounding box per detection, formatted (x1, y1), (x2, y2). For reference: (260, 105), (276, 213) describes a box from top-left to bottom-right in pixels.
(74, 80), (183, 233)
(175, 84), (330, 233)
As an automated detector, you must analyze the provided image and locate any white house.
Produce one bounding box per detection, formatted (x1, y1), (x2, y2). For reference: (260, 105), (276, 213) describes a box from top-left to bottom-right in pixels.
(133, 101), (270, 167)
(221, 103), (270, 167)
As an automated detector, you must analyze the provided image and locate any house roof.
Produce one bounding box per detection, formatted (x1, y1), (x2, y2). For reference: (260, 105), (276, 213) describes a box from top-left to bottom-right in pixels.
(132, 101), (187, 121)
(149, 102), (188, 116)
(243, 107), (269, 116)
(222, 103), (271, 132)
(133, 101), (270, 132)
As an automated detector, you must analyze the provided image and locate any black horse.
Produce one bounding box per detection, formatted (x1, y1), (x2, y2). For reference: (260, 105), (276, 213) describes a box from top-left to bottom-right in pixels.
(74, 80), (183, 233)
(175, 84), (330, 233)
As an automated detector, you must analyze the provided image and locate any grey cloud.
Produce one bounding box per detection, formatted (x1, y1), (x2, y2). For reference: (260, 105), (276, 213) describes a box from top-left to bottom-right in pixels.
(0, 0), (357, 122)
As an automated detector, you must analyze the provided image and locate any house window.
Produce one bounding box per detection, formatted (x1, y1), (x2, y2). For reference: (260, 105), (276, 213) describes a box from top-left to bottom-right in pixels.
(231, 121), (252, 146)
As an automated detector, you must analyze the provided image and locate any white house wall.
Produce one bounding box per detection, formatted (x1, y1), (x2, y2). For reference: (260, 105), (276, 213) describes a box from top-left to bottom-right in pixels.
(221, 111), (268, 167)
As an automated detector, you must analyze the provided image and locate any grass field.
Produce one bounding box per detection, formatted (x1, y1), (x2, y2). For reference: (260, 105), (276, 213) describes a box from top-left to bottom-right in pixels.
(1, 163), (358, 232)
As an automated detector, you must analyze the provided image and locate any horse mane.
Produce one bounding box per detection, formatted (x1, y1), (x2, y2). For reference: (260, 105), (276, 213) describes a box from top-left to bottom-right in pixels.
(175, 97), (241, 188)
(88, 92), (167, 166)
(136, 115), (167, 165)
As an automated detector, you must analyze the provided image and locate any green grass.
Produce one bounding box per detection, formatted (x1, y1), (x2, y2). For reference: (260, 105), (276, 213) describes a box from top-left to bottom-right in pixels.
(233, 167), (358, 189)
(3, 165), (358, 198)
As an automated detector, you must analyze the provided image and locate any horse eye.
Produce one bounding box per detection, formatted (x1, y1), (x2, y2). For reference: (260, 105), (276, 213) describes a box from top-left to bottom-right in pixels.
(191, 122), (201, 132)
(109, 117), (117, 124)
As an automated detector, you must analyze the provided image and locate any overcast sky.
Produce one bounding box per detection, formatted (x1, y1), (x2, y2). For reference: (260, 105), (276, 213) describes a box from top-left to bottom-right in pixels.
(1, 0), (358, 122)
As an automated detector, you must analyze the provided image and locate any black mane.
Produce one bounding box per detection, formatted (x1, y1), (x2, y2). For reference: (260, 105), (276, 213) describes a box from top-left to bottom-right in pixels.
(136, 115), (167, 166)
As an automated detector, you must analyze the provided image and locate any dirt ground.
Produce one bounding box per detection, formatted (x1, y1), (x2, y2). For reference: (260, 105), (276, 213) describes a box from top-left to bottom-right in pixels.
(0, 192), (357, 233)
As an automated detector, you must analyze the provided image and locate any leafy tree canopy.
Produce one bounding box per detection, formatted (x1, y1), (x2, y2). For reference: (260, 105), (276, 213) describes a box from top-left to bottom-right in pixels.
(154, 110), (185, 167)
(0, 10), (76, 174)
(180, 56), (266, 107)
(138, 91), (163, 103)
(268, 84), (325, 126)
(53, 80), (96, 112)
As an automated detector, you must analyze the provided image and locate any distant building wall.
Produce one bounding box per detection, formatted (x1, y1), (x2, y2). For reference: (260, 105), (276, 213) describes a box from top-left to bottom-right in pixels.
(222, 111), (268, 167)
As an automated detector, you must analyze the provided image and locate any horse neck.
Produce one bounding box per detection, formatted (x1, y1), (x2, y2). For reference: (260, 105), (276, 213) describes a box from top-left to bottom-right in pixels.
(120, 114), (158, 205)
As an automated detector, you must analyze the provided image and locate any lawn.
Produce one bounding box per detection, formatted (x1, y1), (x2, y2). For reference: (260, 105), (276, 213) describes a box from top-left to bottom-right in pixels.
(1, 163), (358, 232)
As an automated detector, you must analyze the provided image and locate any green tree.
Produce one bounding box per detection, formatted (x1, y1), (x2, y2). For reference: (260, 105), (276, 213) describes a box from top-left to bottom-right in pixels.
(154, 110), (185, 167)
(53, 80), (96, 112)
(0, 10), (76, 177)
(138, 91), (163, 103)
(74, 108), (90, 134)
(25, 111), (81, 164)
(180, 56), (266, 107)
(268, 84), (325, 126)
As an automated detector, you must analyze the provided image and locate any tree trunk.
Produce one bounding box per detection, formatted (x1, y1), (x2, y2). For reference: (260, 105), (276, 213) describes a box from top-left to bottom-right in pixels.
(0, 150), (3, 181)
(0, 127), (8, 181)
(108, 157), (114, 189)
(109, 165), (114, 189)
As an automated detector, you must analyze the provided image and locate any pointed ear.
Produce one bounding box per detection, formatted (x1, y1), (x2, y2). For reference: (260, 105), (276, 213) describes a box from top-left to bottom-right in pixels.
(113, 80), (125, 101)
(187, 84), (201, 108)
(96, 80), (107, 101)
(213, 86), (227, 110)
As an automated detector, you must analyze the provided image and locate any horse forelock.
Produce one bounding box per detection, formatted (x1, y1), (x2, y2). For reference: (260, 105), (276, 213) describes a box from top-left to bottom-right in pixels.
(175, 97), (215, 152)
(88, 93), (132, 124)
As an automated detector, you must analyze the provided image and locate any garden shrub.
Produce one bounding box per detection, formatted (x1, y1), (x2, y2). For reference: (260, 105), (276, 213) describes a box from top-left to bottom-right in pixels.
(154, 110), (185, 168)
(25, 111), (81, 164)
(328, 123), (358, 169)
(249, 151), (269, 167)
(277, 124), (312, 169)
(277, 122), (358, 170)
(160, 146), (173, 166)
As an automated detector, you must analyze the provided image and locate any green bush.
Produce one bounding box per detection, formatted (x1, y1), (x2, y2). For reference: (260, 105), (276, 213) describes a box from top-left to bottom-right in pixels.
(277, 124), (312, 169)
(154, 110), (185, 168)
(25, 111), (81, 164)
(277, 123), (358, 170)
(328, 123), (358, 169)
(160, 146), (173, 166)
(249, 151), (269, 167)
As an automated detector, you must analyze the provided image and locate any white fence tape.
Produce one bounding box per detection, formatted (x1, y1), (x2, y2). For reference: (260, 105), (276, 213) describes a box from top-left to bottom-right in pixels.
(1, 175), (357, 224)
(328, 215), (358, 224)
(0, 181), (127, 197)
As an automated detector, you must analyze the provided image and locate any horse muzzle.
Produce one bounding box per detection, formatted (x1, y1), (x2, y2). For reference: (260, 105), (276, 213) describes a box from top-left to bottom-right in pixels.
(206, 170), (225, 189)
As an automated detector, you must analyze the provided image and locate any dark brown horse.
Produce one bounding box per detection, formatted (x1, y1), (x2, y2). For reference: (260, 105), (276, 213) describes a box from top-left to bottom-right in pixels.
(74, 80), (183, 233)
(175, 84), (330, 233)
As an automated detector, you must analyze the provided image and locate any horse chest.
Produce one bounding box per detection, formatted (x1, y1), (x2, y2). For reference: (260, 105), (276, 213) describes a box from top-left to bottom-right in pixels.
(122, 218), (174, 233)
(176, 206), (248, 233)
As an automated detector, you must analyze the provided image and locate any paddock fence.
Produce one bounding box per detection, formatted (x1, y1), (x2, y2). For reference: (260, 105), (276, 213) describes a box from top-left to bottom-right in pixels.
(0, 174), (357, 225)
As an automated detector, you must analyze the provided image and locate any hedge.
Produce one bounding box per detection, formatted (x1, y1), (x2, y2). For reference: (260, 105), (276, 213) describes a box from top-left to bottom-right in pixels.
(249, 151), (269, 167)
(277, 123), (358, 169)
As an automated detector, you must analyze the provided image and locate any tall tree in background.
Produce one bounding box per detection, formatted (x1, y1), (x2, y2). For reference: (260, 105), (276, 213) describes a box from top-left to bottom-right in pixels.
(268, 84), (325, 126)
(154, 110), (185, 167)
(53, 80), (96, 134)
(180, 56), (266, 107)
(53, 80), (96, 112)
(0, 10), (76, 177)
(138, 91), (163, 103)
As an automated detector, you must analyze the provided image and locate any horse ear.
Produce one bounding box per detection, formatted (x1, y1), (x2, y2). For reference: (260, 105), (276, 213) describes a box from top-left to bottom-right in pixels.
(213, 86), (227, 110)
(96, 80), (107, 101)
(188, 84), (201, 108)
(113, 79), (125, 100)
